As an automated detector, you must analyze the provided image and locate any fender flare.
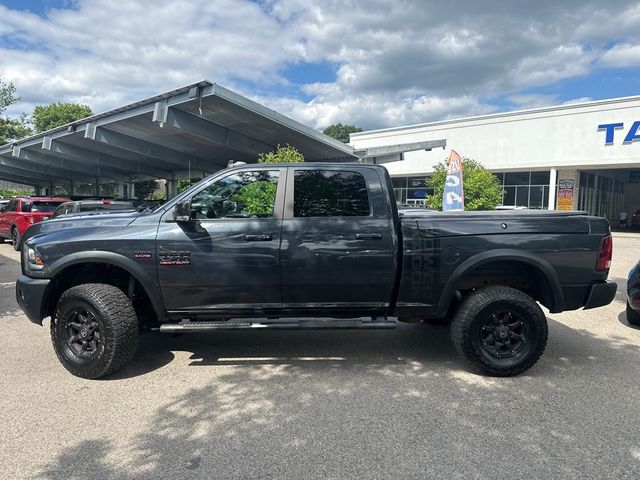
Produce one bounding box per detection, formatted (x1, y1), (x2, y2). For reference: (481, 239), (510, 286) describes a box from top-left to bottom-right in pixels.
(45, 251), (167, 322)
(436, 249), (565, 316)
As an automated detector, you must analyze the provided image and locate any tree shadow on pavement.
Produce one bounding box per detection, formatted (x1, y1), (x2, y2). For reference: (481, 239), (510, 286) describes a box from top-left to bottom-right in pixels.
(39, 318), (640, 480)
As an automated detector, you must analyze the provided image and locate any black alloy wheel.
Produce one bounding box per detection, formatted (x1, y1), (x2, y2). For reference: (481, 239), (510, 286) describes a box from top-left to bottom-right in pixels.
(450, 286), (548, 376)
(51, 284), (139, 379)
(478, 309), (530, 360)
(63, 308), (103, 359)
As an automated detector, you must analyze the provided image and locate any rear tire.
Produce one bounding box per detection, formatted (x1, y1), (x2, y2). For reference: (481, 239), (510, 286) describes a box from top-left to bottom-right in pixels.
(51, 283), (138, 379)
(11, 227), (21, 251)
(627, 302), (640, 326)
(450, 286), (548, 376)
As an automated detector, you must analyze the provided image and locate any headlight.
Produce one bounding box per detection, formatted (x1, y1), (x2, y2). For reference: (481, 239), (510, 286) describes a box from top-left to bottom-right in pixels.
(26, 246), (45, 271)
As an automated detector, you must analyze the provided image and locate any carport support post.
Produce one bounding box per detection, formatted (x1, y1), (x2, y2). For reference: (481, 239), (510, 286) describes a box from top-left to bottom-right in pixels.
(548, 168), (557, 210)
(128, 181), (136, 200)
(166, 178), (177, 199)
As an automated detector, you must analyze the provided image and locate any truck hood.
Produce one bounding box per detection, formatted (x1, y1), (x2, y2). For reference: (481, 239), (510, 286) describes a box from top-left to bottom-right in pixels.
(22, 210), (144, 246)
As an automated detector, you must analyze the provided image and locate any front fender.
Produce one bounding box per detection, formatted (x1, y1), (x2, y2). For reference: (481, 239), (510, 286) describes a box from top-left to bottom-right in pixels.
(46, 251), (166, 322)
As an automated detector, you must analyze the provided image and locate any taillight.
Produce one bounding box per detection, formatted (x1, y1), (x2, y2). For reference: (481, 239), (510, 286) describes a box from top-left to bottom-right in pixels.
(595, 234), (613, 272)
(28, 217), (35, 224)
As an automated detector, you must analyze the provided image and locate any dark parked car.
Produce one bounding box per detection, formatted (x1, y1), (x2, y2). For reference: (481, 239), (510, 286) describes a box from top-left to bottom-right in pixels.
(16, 163), (616, 379)
(631, 209), (640, 229)
(627, 262), (640, 326)
(0, 196), (69, 250)
(51, 199), (135, 218)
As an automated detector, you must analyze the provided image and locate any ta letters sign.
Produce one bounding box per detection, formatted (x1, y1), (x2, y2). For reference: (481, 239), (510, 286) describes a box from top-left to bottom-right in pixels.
(598, 121), (640, 145)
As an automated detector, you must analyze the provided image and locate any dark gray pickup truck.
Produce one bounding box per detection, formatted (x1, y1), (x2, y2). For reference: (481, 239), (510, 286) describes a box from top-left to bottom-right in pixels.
(16, 163), (617, 378)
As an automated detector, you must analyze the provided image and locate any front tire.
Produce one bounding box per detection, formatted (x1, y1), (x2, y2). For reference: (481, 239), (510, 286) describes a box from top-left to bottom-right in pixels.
(627, 302), (640, 326)
(450, 286), (548, 376)
(51, 284), (138, 379)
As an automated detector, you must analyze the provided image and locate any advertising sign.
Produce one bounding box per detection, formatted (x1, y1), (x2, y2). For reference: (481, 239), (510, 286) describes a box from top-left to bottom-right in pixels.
(442, 150), (464, 211)
(557, 179), (574, 210)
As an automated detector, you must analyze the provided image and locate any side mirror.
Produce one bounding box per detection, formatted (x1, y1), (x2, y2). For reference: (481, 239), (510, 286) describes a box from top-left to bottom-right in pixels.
(173, 199), (191, 222)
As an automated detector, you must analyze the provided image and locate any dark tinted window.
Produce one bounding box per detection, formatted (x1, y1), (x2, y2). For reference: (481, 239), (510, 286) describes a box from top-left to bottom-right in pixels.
(294, 170), (370, 217)
(23, 201), (64, 212)
(530, 171), (550, 185)
(6, 200), (18, 212)
(504, 172), (530, 186)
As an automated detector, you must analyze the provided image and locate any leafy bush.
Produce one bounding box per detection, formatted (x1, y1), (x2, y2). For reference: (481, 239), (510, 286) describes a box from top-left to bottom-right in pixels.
(426, 157), (503, 211)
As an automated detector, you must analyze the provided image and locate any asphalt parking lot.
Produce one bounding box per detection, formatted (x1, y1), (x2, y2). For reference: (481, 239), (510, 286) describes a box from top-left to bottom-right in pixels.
(1, 233), (639, 480)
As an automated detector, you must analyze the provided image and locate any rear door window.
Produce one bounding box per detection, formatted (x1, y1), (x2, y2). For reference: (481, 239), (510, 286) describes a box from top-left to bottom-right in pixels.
(293, 170), (370, 217)
(24, 201), (65, 213)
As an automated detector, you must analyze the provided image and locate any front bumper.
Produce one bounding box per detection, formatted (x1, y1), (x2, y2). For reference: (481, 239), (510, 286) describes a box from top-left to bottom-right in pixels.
(16, 275), (50, 325)
(583, 281), (618, 310)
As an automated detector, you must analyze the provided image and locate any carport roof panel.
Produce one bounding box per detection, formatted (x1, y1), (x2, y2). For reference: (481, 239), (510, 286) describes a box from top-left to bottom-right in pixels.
(0, 80), (357, 185)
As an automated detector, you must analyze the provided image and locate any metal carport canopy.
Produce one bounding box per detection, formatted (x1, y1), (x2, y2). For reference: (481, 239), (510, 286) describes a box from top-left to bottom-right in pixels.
(0, 80), (358, 188)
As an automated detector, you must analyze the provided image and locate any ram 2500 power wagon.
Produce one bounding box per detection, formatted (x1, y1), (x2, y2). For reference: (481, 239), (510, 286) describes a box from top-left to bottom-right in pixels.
(15, 163), (617, 379)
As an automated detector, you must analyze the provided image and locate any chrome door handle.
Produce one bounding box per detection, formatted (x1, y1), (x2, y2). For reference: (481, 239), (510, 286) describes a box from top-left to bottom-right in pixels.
(355, 233), (382, 240)
(243, 234), (273, 241)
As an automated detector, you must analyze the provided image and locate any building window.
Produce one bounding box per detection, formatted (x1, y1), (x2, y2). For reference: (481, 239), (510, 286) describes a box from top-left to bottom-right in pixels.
(496, 170), (552, 209)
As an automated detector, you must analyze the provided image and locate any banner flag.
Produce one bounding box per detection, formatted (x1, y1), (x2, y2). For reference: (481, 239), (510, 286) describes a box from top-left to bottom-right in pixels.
(442, 150), (464, 211)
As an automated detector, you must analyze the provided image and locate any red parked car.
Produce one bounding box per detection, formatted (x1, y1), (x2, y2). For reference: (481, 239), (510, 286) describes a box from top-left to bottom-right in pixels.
(0, 197), (69, 250)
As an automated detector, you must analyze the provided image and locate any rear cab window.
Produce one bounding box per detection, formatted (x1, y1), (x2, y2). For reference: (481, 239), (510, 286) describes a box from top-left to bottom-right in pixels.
(293, 170), (371, 217)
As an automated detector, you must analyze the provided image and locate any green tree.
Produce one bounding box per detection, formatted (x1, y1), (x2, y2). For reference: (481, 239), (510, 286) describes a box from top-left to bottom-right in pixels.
(0, 78), (19, 115)
(33, 102), (93, 132)
(258, 144), (304, 163)
(133, 180), (158, 200)
(235, 177), (278, 216)
(426, 157), (503, 211)
(0, 116), (32, 145)
(0, 78), (33, 145)
(322, 123), (363, 143)
(177, 178), (203, 193)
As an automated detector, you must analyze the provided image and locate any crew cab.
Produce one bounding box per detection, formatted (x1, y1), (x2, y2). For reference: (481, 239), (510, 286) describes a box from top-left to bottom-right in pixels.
(15, 164), (616, 379)
(0, 197), (68, 250)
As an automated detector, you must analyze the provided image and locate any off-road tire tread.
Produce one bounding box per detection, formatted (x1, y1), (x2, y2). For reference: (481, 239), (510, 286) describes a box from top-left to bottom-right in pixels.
(627, 302), (640, 326)
(450, 286), (548, 377)
(51, 283), (138, 379)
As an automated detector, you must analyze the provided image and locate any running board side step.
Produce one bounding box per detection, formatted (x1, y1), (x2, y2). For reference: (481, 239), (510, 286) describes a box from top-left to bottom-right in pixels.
(159, 317), (397, 333)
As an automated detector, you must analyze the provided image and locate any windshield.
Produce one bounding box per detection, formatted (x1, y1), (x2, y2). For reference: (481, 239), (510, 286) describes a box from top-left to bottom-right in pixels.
(24, 201), (65, 213)
(79, 203), (133, 211)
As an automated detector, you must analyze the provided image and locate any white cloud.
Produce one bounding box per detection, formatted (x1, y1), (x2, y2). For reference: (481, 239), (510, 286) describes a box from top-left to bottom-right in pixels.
(1, 0), (640, 129)
(599, 43), (640, 68)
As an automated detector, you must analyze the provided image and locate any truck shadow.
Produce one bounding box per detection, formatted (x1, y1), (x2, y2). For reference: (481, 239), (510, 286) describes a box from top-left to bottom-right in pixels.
(39, 316), (640, 479)
(108, 321), (460, 380)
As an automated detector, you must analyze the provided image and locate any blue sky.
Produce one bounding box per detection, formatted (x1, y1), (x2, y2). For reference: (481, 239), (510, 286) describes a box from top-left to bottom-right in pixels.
(1, 0), (640, 130)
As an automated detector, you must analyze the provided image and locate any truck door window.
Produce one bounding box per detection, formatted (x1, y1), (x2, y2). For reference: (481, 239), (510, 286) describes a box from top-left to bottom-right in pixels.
(294, 170), (370, 217)
(190, 170), (280, 220)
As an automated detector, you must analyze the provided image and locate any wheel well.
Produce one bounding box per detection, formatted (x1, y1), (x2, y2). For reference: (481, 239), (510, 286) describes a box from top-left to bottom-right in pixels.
(455, 260), (556, 310)
(44, 263), (158, 329)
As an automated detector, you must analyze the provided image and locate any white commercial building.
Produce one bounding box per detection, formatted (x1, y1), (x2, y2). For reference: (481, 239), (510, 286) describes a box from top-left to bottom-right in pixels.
(350, 96), (640, 222)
